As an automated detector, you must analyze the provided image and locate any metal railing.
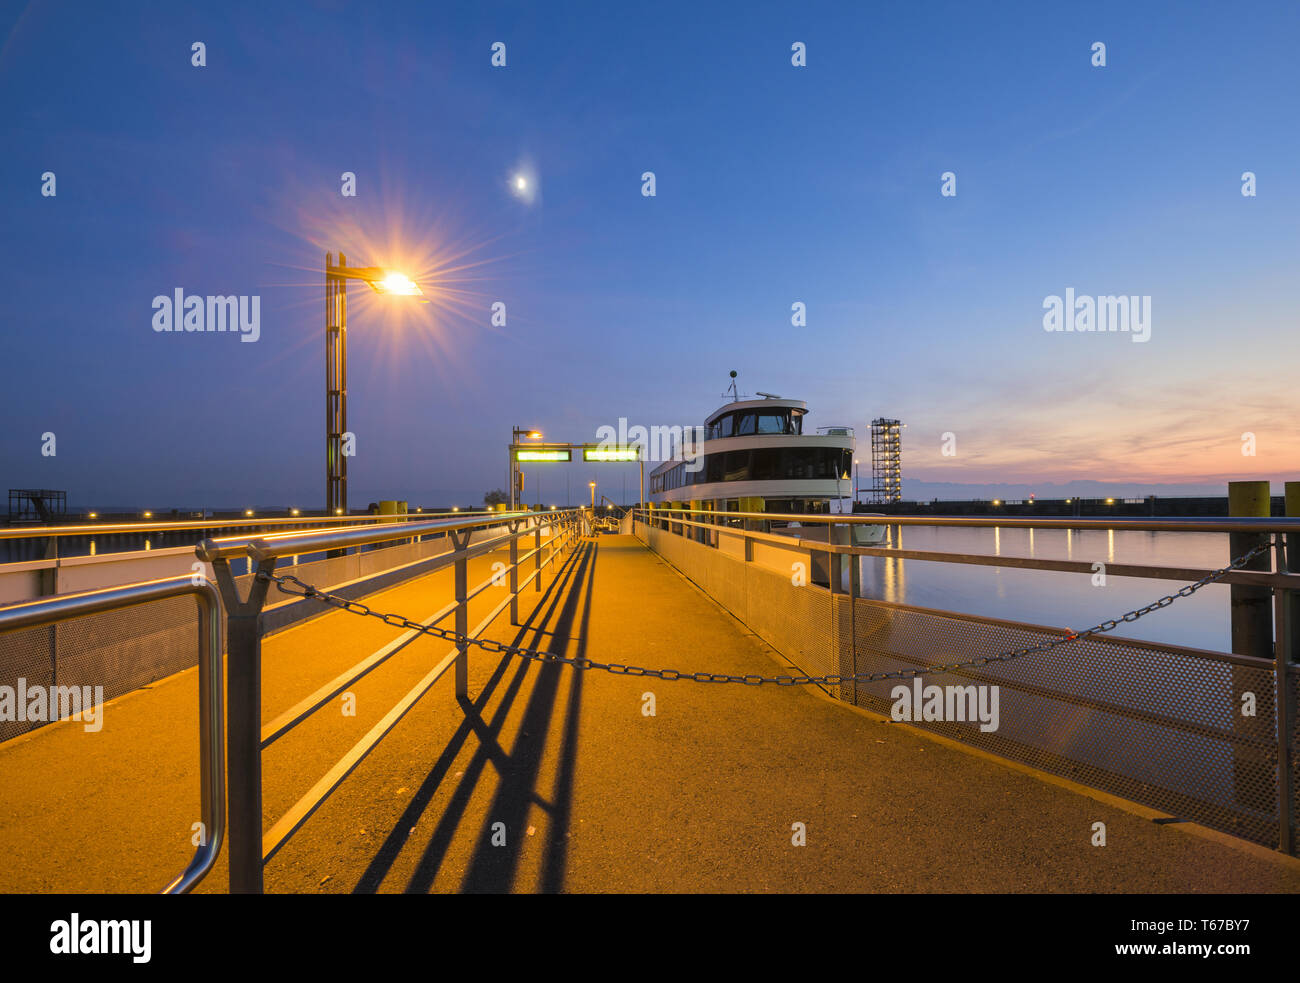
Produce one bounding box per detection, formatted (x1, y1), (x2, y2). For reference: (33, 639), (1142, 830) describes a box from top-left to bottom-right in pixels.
(0, 574), (225, 893)
(634, 506), (1300, 853)
(0, 510), (509, 562)
(197, 508), (585, 892)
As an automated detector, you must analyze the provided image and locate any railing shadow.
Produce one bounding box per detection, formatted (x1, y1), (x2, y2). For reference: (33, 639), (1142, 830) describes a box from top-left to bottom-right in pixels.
(350, 537), (597, 893)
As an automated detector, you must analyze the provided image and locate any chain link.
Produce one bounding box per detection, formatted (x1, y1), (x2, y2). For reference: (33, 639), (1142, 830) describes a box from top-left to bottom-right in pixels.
(256, 538), (1275, 686)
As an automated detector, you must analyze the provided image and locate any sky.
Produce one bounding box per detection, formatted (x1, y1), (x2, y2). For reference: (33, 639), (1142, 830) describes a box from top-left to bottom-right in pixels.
(1, 0), (1297, 508)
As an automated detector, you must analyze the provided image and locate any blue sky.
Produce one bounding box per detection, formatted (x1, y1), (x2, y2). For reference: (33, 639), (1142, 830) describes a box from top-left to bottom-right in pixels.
(2, 0), (1297, 507)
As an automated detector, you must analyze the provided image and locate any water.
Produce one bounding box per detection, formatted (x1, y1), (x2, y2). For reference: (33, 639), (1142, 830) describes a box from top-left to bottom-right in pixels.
(857, 526), (1242, 654)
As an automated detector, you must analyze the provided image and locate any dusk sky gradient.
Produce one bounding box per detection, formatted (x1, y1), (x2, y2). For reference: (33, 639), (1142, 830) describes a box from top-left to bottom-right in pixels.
(2, 0), (1297, 508)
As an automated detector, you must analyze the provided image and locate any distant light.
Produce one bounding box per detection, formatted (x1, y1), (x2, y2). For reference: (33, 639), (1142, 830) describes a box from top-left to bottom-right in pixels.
(245, 510), (254, 517)
(291, 509), (300, 516)
(416, 507), (422, 513)
(453, 507), (459, 512)
(1106, 498), (1115, 505)
(1065, 498), (1072, 504)
(88, 512), (97, 519)
(334, 508), (343, 515)
(143, 511), (153, 518)
(991, 500), (1001, 507)
(515, 176), (527, 191)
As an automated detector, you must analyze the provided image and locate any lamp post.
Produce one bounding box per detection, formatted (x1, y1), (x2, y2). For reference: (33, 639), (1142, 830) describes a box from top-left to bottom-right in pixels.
(325, 252), (424, 517)
(854, 458), (860, 507)
(589, 480), (596, 511)
(509, 427), (542, 510)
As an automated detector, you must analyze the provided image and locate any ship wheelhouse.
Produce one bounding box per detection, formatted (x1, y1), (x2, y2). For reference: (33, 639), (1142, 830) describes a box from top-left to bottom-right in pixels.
(647, 395), (855, 517)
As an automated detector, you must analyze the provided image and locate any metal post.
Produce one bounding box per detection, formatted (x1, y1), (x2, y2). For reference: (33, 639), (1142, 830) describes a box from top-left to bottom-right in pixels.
(1276, 583), (1295, 855)
(849, 550), (860, 707)
(212, 556), (274, 894)
(454, 537), (468, 698)
(1228, 480), (1273, 812)
(1281, 482), (1300, 854)
(535, 522), (542, 591)
(509, 525), (519, 625)
(1229, 481), (1273, 658)
(325, 251), (348, 517)
(1287, 482), (1300, 662)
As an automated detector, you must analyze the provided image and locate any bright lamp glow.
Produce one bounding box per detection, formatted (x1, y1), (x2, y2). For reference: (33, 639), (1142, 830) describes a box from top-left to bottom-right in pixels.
(373, 271), (423, 296)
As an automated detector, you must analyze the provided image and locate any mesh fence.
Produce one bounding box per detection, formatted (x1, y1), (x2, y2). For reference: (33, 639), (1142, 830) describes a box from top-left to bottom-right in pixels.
(0, 594), (198, 742)
(640, 518), (1292, 851)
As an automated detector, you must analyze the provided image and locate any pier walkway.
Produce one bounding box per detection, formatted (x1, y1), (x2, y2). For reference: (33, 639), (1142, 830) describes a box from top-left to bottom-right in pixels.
(1, 534), (1297, 893)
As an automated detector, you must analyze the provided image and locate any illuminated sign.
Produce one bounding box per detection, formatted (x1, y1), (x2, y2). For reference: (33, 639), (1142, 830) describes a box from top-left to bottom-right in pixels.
(514, 449), (571, 462)
(583, 447), (641, 462)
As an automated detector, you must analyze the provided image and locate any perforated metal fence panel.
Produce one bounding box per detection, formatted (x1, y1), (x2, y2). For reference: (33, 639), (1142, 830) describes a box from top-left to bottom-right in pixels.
(0, 594), (198, 742)
(641, 519), (1293, 852)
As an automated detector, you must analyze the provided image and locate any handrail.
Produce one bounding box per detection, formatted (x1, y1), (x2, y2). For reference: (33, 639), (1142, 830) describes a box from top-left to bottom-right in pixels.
(634, 509), (1300, 590)
(0, 509), (509, 541)
(0, 574), (225, 894)
(211, 507), (586, 891)
(196, 510), (541, 562)
(635, 506), (1300, 535)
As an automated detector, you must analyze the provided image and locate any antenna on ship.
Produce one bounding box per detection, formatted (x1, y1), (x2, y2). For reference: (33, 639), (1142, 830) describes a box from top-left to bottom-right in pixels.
(726, 370), (740, 402)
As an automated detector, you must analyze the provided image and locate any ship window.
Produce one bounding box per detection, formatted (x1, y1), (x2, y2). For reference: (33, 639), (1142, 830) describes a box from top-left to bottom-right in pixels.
(756, 412), (789, 434)
(723, 450), (751, 481)
(718, 414), (734, 438)
(736, 413), (757, 435)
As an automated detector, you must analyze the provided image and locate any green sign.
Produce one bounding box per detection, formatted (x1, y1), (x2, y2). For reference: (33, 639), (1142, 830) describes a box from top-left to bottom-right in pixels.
(515, 449), (571, 462)
(584, 447), (640, 462)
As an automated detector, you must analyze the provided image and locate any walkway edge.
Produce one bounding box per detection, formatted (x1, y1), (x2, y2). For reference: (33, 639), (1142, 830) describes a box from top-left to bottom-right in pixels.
(643, 543), (1300, 875)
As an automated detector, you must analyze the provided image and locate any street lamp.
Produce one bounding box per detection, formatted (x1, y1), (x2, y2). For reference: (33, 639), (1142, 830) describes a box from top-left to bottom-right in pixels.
(325, 251), (425, 517)
(854, 458), (860, 506)
(589, 480), (596, 511)
(509, 426), (543, 510)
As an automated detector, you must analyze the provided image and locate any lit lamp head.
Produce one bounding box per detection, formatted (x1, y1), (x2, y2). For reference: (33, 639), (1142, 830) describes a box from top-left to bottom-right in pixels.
(346, 266), (427, 302)
(368, 271), (424, 298)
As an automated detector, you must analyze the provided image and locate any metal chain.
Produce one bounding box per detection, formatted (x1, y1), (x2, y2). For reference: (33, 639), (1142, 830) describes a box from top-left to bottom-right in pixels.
(256, 538), (1275, 687)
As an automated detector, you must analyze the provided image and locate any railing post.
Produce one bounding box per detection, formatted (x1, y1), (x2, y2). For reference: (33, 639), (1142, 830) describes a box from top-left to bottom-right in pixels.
(211, 555), (274, 894)
(1276, 576), (1295, 855)
(1280, 481), (1300, 854)
(452, 531), (469, 698)
(849, 549), (860, 707)
(1228, 481), (1273, 814)
(534, 521), (542, 592)
(509, 523), (519, 625)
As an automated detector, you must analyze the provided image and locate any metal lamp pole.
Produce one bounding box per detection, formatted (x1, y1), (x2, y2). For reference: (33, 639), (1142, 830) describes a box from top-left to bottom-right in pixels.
(325, 252), (423, 517)
(325, 252), (348, 517)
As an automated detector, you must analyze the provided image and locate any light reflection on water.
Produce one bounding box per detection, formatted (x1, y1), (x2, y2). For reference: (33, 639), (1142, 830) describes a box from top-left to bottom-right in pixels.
(858, 526), (1238, 653)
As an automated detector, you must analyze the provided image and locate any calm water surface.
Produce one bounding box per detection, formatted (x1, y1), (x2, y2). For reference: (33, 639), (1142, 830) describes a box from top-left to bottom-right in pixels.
(857, 526), (1245, 654)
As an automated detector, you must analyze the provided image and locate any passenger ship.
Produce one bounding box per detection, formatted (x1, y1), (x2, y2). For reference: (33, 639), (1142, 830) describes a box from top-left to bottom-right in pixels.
(647, 379), (884, 543)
